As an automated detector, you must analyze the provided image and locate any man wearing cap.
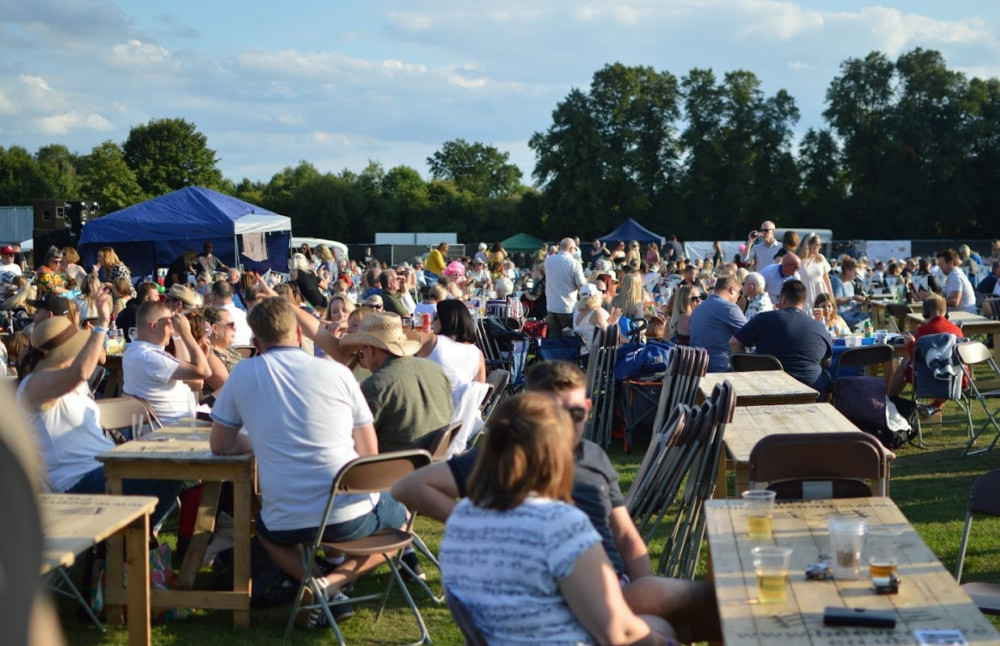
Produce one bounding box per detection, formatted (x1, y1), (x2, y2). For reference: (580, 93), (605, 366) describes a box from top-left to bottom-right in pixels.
(123, 300), (211, 425)
(340, 313), (453, 452)
(0, 245), (21, 278)
(209, 296), (404, 626)
(474, 243), (490, 266)
(165, 283), (199, 312)
(27, 293), (71, 327)
(543, 237), (587, 338)
(467, 258), (492, 291)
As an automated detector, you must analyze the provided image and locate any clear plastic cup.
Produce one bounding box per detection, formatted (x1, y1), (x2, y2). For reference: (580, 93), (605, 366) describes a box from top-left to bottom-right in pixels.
(742, 490), (777, 540)
(867, 527), (903, 578)
(752, 546), (792, 603)
(829, 516), (867, 579)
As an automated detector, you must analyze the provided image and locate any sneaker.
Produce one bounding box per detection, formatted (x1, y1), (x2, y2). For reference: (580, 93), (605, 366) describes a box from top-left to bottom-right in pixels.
(919, 405), (942, 420)
(401, 550), (426, 581)
(296, 586), (354, 629)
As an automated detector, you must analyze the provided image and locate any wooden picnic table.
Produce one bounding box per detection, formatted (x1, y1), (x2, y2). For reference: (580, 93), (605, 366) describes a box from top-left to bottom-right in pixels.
(700, 370), (819, 407)
(705, 497), (1000, 646)
(41, 493), (158, 646)
(715, 403), (876, 498)
(97, 420), (255, 628)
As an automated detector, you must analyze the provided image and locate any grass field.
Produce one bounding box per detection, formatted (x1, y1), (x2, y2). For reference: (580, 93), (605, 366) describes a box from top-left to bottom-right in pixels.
(59, 379), (1000, 645)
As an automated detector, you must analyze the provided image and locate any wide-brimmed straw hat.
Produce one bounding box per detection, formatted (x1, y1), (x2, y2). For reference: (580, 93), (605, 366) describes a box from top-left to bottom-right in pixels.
(30, 316), (92, 372)
(166, 284), (198, 308)
(339, 312), (422, 357)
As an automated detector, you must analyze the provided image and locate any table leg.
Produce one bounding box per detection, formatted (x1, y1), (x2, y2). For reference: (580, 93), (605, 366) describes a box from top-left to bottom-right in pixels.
(177, 482), (221, 588)
(105, 473), (125, 625)
(734, 464), (750, 496)
(713, 452), (728, 499)
(125, 513), (151, 646)
(232, 481), (252, 628)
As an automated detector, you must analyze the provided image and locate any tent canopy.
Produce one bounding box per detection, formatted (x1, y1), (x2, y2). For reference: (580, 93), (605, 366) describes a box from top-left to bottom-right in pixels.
(79, 186), (291, 278)
(598, 218), (665, 246)
(501, 232), (547, 252)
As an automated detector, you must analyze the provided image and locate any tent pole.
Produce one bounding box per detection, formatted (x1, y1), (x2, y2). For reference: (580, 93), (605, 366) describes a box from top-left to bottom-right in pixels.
(233, 233), (240, 271)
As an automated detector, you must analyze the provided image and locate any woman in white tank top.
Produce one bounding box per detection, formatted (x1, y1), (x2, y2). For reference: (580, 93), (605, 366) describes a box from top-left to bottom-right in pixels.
(417, 299), (486, 407)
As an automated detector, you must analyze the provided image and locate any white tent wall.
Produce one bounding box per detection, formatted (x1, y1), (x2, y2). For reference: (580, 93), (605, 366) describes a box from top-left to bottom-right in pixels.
(683, 241), (744, 263)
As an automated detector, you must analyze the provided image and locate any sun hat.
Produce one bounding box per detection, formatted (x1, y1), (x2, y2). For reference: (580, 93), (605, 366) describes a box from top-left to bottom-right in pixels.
(444, 260), (466, 277)
(30, 315), (93, 372)
(25, 293), (70, 315)
(339, 312), (422, 357)
(579, 283), (599, 298)
(166, 284), (198, 308)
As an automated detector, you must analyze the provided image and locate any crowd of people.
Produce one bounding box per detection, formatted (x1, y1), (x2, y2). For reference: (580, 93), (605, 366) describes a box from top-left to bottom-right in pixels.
(3, 230), (998, 641)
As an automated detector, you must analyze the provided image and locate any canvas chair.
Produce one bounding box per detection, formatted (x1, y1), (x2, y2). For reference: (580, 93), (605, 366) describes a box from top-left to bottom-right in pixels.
(748, 431), (891, 499)
(910, 333), (967, 446)
(954, 469), (1000, 614)
(96, 395), (161, 443)
(956, 342), (1000, 456)
(730, 353), (782, 372)
(445, 589), (489, 646)
(285, 450), (433, 644)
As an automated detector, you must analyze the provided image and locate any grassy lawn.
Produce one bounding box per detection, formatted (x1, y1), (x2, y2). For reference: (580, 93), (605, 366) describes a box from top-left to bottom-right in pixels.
(59, 379), (1000, 645)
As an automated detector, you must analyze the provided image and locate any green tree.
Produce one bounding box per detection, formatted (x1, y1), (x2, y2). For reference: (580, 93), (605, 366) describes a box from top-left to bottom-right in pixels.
(427, 139), (522, 199)
(122, 117), (223, 197)
(77, 141), (144, 213)
(35, 144), (80, 199)
(0, 145), (46, 204)
(797, 128), (845, 225)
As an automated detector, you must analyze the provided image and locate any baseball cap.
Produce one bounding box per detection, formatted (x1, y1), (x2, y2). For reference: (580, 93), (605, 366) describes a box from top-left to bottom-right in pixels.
(0, 245), (14, 255)
(26, 293), (70, 315)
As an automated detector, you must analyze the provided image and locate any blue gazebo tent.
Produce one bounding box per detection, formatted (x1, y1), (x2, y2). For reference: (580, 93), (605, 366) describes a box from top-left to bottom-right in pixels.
(598, 218), (665, 246)
(79, 187), (291, 279)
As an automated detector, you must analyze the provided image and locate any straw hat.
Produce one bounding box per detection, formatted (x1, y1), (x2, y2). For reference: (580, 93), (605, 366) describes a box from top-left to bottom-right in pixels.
(339, 312), (422, 357)
(30, 316), (92, 372)
(166, 284), (198, 308)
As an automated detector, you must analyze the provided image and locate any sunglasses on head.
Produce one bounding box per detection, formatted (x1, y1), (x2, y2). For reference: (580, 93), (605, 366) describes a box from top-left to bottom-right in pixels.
(564, 406), (587, 423)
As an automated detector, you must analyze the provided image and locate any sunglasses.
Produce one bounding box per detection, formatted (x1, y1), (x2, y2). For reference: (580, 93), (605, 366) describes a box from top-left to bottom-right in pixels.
(564, 406), (587, 423)
(218, 321), (236, 329)
(368, 303), (383, 310)
(690, 296), (702, 303)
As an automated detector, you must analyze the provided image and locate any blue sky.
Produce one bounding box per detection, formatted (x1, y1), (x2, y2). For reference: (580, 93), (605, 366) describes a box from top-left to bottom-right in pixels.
(1, 1), (998, 185)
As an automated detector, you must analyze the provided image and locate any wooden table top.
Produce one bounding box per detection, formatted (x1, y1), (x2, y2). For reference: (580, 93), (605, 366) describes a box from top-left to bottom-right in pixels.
(40, 493), (157, 575)
(705, 497), (1000, 646)
(725, 403), (865, 464)
(97, 421), (252, 465)
(906, 311), (1000, 333)
(701, 371), (819, 406)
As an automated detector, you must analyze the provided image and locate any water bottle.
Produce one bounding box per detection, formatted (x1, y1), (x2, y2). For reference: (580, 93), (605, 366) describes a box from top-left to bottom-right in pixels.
(863, 320), (873, 339)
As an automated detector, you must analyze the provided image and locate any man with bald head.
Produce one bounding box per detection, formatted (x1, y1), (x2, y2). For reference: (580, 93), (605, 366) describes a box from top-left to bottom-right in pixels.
(743, 220), (780, 270)
(760, 252), (801, 305)
(543, 237), (587, 337)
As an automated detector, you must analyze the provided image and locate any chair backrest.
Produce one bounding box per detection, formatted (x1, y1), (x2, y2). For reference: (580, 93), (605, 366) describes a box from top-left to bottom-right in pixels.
(232, 345), (258, 359)
(912, 333), (964, 401)
(96, 395), (159, 436)
(838, 345), (894, 375)
(426, 421), (464, 461)
(749, 431), (888, 499)
(480, 369), (509, 420)
(333, 450), (433, 496)
(956, 341), (993, 366)
(444, 590), (488, 646)
(730, 353), (782, 372)
(885, 304), (912, 332)
(956, 470), (1000, 582)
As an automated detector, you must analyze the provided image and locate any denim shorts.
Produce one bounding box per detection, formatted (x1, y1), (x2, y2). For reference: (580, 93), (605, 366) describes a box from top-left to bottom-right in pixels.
(256, 494), (408, 545)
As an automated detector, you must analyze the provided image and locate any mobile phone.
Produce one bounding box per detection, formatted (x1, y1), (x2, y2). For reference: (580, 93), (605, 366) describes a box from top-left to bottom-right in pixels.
(823, 607), (896, 628)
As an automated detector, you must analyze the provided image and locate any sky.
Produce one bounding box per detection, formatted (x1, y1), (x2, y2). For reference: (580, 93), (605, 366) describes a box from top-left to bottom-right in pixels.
(1, 0), (999, 187)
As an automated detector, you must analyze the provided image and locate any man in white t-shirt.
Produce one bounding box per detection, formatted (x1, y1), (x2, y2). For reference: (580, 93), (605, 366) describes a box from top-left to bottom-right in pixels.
(0, 245), (22, 279)
(123, 300), (211, 425)
(742, 220), (780, 269)
(209, 280), (252, 345)
(209, 296), (406, 627)
(937, 248), (977, 314)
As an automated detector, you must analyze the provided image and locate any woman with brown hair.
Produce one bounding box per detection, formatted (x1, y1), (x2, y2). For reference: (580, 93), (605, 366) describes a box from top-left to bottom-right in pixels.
(796, 233), (834, 312)
(440, 393), (674, 645)
(61, 247), (88, 289)
(97, 247), (133, 290)
(666, 284), (699, 345)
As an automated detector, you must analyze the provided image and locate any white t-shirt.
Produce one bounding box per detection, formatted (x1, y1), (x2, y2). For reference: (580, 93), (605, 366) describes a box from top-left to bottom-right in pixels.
(440, 497), (601, 645)
(18, 378), (114, 491)
(0, 261), (22, 277)
(426, 335), (482, 408)
(122, 340), (192, 425)
(944, 268), (977, 313)
(759, 262), (801, 305)
(211, 346), (375, 531)
(222, 302), (253, 346)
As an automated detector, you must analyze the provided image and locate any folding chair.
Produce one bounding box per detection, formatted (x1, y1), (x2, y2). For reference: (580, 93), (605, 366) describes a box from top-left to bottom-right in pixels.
(232, 345), (258, 359)
(954, 470), (1000, 614)
(911, 333), (966, 446)
(444, 589), (489, 646)
(956, 342), (1000, 456)
(480, 369), (509, 422)
(748, 431), (891, 499)
(96, 395), (161, 443)
(885, 304), (912, 333)
(285, 450), (434, 644)
(730, 353), (782, 372)
(837, 344), (894, 379)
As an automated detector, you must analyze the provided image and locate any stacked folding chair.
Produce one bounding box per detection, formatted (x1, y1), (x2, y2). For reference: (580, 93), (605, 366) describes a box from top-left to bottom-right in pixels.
(650, 345), (709, 436)
(476, 317), (529, 392)
(583, 327), (621, 447)
(625, 380), (735, 579)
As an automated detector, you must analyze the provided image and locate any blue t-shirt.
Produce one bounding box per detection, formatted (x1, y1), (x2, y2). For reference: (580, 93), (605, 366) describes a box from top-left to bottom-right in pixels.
(689, 294), (747, 372)
(734, 307), (832, 392)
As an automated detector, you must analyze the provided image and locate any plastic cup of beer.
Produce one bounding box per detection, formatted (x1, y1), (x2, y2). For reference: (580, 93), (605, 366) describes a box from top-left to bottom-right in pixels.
(867, 527), (903, 578)
(752, 546), (792, 604)
(829, 516), (867, 579)
(742, 490), (777, 539)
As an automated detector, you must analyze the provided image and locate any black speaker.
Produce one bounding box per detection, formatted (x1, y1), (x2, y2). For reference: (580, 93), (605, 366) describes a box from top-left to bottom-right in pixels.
(33, 199), (69, 232)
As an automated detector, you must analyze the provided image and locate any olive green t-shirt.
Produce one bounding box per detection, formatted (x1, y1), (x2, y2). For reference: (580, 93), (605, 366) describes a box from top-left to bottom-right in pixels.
(361, 355), (454, 452)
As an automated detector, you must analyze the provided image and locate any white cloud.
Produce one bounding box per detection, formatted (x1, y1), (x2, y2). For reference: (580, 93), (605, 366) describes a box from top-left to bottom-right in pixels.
(110, 39), (174, 67)
(788, 61), (813, 70)
(19, 74), (51, 92)
(448, 74), (487, 89)
(0, 91), (15, 114)
(37, 111), (114, 135)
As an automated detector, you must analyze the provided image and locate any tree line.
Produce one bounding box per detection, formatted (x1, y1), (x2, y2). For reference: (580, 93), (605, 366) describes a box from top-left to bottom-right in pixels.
(0, 48), (996, 244)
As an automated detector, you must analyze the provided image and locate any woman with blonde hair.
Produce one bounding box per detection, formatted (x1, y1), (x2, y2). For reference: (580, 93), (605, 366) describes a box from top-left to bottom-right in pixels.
(61, 247), (88, 289)
(201, 307), (244, 397)
(796, 233), (834, 312)
(288, 252), (328, 310)
(74, 273), (103, 322)
(625, 241), (642, 267)
(667, 284), (699, 345)
(574, 284), (621, 353)
(645, 242), (661, 267)
(97, 247), (133, 291)
(440, 393), (675, 646)
(325, 294), (355, 338)
(1, 276), (36, 313)
(611, 271), (646, 320)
